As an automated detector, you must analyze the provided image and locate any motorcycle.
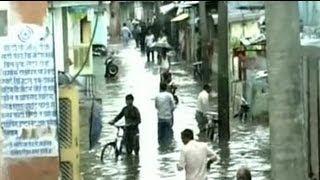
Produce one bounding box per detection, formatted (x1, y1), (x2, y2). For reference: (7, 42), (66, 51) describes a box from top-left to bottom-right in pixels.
(104, 51), (119, 78)
(93, 44), (108, 57)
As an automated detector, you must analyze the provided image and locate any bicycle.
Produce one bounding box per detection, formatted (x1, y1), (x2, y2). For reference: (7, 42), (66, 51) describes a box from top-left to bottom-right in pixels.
(100, 124), (139, 163)
(100, 124), (126, 163)
(205, 111), (219, 142)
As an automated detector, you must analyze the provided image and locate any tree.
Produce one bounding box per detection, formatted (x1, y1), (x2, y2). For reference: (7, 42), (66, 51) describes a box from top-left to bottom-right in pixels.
(266, 2), (308, 179)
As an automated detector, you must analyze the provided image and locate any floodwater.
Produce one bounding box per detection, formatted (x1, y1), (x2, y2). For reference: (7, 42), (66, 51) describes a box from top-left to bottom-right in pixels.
(80, 42), (271, 180)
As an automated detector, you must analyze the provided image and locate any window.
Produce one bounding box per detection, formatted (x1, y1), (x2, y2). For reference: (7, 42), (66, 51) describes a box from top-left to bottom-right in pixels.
(0, 10), (8, 36)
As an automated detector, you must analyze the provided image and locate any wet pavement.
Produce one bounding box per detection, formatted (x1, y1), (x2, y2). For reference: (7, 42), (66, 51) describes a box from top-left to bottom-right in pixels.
(80, 42), (271, 180)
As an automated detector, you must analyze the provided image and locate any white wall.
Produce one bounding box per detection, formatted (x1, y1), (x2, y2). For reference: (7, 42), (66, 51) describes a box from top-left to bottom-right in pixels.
(47, 8), (64, 72)
(134, 1), (143, 20)
(68, 12), (94, 76)
(67, 11), (74, 68)
(0, 1), (28, 29)
(92, 12), (108, 46)
(230, 20), (260, 39)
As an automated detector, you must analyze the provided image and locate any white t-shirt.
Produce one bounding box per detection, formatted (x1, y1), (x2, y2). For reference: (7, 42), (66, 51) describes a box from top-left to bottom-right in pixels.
(145, 34), (155, 48)
(160, 58), (170, 73)
(121, 26), (132, 38)
(155, 91), (175, 120)
(196, 90), (209, 113)
(177, 140), (216, 180)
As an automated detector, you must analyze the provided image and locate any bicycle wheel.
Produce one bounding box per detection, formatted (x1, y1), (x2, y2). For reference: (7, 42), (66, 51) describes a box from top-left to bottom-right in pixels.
(100, 142), (117, 163)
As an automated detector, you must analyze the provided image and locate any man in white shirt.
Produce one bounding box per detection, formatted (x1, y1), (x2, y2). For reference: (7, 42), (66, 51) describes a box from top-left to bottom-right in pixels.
(121, 23), (132, 47)
(145, 29), (155, 62)
(196, 84), (212, 138)
(155, 82), (176, 145)
(177, 129), (218, 180)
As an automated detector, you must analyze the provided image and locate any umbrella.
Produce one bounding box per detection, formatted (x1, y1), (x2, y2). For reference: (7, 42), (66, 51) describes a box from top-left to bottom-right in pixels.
(152, 42), (173, 50)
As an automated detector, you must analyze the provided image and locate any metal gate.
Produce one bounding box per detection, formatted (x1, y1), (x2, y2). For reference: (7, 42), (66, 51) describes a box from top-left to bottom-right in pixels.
(59, 86), (81, 180)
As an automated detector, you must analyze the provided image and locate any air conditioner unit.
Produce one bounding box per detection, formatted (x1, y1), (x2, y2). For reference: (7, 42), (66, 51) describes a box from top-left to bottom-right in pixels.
(59, 86), (81, 180)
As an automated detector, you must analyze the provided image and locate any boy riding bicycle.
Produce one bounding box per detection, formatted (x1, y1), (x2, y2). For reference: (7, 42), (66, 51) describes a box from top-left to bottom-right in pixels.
(109, 94), (141, 155)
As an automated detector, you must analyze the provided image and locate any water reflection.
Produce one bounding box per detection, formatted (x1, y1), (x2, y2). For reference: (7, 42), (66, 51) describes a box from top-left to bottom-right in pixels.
(122, 156), (140, 180)
(215, 143), (231, 179)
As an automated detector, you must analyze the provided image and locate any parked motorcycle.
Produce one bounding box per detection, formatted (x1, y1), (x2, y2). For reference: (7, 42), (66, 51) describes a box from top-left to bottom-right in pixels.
(93, 44), (108, 57)
(104, 51), (119, 78)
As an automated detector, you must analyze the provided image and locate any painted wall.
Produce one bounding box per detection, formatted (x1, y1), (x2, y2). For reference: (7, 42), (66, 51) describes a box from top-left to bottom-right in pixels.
(47, 8), (65, 72)
(230, 20), (260, 40)
(0, 2), (60, 180)
(134, 1), (143, 20)
(211, 19), (260, 74)
(68, 10), (94, 76)
(92, 11), (109, 47)
(299, 1), (320, 26)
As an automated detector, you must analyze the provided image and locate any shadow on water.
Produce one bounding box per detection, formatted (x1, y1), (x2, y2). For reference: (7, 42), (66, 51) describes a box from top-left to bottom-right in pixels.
(80, 42), (271, 180)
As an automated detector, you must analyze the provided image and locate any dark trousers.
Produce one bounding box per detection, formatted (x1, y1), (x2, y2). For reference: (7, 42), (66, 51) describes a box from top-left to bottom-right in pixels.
(195, 111), (208, 133)
(123, 126), (140, 155)
(135, 38), (140, 48)
(158, 121), (173, 146)
(146, 47), (154, 62)
(140, 36), (146, 53)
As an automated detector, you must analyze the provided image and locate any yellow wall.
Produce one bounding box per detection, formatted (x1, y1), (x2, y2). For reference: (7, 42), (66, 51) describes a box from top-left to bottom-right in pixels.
(68, 11), (94, 76)
(230, 20), (260, 40)
(81, 19), (91, 43)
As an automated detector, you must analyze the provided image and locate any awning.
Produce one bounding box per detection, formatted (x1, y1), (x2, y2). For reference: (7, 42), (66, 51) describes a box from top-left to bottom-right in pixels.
(176, 1), (199, 8)
(171, 13), (189, 22)
(160, 2), (177, 15)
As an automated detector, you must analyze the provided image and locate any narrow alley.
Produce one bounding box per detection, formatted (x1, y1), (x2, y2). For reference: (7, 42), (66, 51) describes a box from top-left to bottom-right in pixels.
(79, 42), (271, 180)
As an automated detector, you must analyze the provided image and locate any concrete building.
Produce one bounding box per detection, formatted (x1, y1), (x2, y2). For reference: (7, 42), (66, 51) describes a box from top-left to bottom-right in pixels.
(0, 2), (59, 180)
(50, 1), (110, 75)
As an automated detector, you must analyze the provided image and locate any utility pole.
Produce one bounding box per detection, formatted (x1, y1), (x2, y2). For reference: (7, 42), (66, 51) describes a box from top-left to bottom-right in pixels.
(266, 2), (308, 180)
(199, 1), (210, 84)
(217, 1), (230, 143)
(109, 1), (121, 44)
(155, 1), (161, 17)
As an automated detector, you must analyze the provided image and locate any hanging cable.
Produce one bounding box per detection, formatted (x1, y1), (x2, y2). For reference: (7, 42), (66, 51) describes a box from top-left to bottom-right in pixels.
(70, 3), (101, 84)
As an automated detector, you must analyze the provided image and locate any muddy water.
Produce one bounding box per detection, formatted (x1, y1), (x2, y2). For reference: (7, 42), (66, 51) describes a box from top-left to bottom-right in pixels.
(80, 43), (271, 180)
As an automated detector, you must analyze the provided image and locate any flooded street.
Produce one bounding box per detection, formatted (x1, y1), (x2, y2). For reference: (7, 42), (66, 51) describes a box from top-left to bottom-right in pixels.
(80, 42), (271, 180)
